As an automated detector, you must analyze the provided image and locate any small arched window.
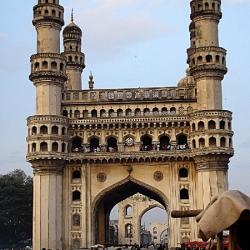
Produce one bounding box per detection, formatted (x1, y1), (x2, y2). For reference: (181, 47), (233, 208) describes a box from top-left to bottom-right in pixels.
(141, 134), (153, 151)
(180, 188), (189, 200)
(220, 137), (226, 147)
(72, 214), (81, 227)
(32, 126), (37, 135)
(34, 62), (40, 70)
(153, 107), (159, 115)
(117, 109), (123, 117)
(176, 134), (188, 149)
(135, 108), (141, 116)
(42, 61), (48, 69)
(52, 142), (58, 152)
(170, 107), (176, 115)
(90, 137), (100, 152)
(32, 143), (36, 152)
(107, 137), (118, 152)
(208, 120), (216, 130)
(159, 135), (170, 151)
(60, 63), (64, 71)
(209, 137), (217, 147)
(220, 120), (225, 129)
(74, 110), (80, 118)
(40, 125), (48, 134)
(161, 107), (168, 115)
(71, 137), (82, 152)
(72, 190), (81, 201)
(192, 139), (196, 148)
(72, 170), (81, 179)
(51, 61), (57, 70)
(198, 121), (205, 131)
(143, 108), (150, 116)
(62, 127), (66, 135)
(63, 110), (68, 117)
(83, 110), (88, 118)
(51, 126), (58, 134)
(205, 2), (209, 10)
(62, 143), (66, 153)
(206, 55), (213, 63)
(192, 123), (196, 131)
(109, 109), (115, 117)
(40, 142), (48, 152)
(125, 205), (133, 217)
(199, 138), (205, 148)
(91, 110), (97, 118)
(126, 109), (132, 116)
(179, 168), (188, 179)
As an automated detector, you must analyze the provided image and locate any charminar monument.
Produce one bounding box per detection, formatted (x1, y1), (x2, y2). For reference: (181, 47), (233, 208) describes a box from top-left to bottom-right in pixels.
(26, 0), (233, 249)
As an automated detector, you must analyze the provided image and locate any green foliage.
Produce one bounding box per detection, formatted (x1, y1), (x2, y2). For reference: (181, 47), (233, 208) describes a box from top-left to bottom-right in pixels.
(0, 169), (33, 248)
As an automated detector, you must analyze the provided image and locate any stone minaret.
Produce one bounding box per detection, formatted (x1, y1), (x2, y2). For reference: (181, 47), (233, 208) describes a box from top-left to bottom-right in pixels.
(188, 0), (233, 209)
(63, 10), (85, 90)
(27, 0), (68, 249)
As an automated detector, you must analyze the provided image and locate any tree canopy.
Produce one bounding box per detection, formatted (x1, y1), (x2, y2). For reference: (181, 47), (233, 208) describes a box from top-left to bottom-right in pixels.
(0, 169), (32, 248)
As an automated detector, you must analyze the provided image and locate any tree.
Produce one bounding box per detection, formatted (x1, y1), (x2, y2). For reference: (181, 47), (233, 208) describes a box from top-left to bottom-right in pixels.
(0, 169), (33, 248)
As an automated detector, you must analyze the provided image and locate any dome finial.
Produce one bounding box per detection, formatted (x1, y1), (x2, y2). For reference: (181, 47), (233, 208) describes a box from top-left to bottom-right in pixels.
(71, 8), (74, 22)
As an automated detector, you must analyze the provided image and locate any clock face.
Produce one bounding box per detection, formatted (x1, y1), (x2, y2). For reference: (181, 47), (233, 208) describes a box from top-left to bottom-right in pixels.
(125, 137), (134, 146)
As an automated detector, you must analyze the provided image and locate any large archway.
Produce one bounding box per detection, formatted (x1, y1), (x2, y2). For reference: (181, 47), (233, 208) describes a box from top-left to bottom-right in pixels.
(92, 178), (168, 245)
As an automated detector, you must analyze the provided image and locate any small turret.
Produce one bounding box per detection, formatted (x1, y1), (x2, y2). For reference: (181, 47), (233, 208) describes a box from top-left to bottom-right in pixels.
(63, 10), (85, 90)
(88, 72), (94, 90)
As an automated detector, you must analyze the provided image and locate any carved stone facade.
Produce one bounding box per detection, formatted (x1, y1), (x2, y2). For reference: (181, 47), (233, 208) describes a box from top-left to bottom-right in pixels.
(117, 194), (165, 245)
(27, 0), (234, 249)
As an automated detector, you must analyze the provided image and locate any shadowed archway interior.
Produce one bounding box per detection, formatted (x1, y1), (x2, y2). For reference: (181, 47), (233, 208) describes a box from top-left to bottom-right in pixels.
(93, 179), (168, 245)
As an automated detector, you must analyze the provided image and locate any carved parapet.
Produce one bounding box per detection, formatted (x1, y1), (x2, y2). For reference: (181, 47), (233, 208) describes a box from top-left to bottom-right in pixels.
(189, 110), (232, 120)
(194, 153), (230, 171)
(62, 51), (85, 70)
(27, 152), (67, 162)
(27, 115), (68, 125)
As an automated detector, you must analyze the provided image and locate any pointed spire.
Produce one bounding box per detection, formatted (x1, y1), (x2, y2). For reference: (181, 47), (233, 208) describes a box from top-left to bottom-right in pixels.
(71, 8), (74, 22)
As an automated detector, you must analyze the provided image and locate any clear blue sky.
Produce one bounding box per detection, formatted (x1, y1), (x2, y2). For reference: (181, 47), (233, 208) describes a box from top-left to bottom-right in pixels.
(0, 0), (250, 195)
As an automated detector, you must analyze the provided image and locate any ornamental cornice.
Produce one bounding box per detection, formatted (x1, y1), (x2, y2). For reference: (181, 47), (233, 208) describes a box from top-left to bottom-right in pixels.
(27, 152), (67, 162)
(189, 110), (232, 120)
(33, 3), (64, 11)
(29, 71), (67, 83)
(31, 159), (65, 174)
(190, 11), (222, 21)
(190, 130), (234, 137)
(192, 148), (234, 158)
(187, 46), (226, 56)
(27, 115), (68, 125)
(31, 53), (67, 61)
(68, 115), (189, 126)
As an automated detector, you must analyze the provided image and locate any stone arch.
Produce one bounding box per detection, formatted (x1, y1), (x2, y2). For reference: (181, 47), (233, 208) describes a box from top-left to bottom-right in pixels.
(92, 177), (169, 245)
(124, 204), (133, 217)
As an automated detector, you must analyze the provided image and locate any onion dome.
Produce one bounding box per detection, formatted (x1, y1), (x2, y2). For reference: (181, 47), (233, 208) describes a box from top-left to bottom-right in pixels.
(63, 9), (82, 39)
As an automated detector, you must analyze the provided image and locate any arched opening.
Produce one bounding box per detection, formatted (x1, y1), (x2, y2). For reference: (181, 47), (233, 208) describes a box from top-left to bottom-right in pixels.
(62, 143), (66, 153)
(179, 168), (188, 179)
(170, 107), (176, 115)
(117, 109), (123, 117)
(205, 2), (209, 10)
(91, 110), (97, 118)
(31, 143), (36, 152)
(31, 126), (37, 135)
(126, 109), (132, 116)
(220, 120), (225, 129)
(72, 190), (81, 201)
(90, 137), (100, 152)
(208, 120), (216, 129)
(51, 126), (58, 134)
(192, 123), (196, 131)
(42, 61), (48, 69)
(52, 142), (58, 152)
(135, 108), (141, 116)
(140, 134), (153, 151)
(72, 170), (81, 179)
(71, 137), (82, 152)
(74, 110), (80, 118)
(62, 127), (66, 135)
(199, 138), (205, 148)
(100, 109), (106, 118)
(109, 109), (115, 117)
(51, 61), (57, 70)
(159, 135), (170, 151)
(209, 137), (217, 147)
(161, 107), (168, 115)
(63, 110), (68, 117)
(143, 108), (150, 116)
(192, 139), (196, 148)
(180, 188), (189, 200)
(220, 137), (226, 147)
(125, 223), (133, 238)
(83, 110), (88, 118)
(153, 107), (159, 115)
(40, 142), (48, 152)
(198, 121), (205, 131)
(107, 137), (118, 152)
(93, 179), (168, 246)
(40, 125), (48, 134)
(176, 134), (188, 150)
